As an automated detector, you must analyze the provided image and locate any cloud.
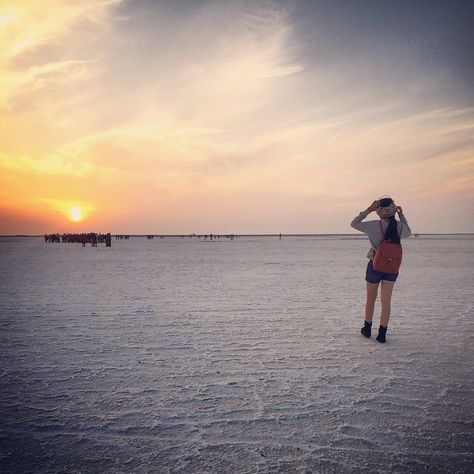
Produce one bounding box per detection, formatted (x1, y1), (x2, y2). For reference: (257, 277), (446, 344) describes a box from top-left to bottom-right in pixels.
(0, 150), (93, 176)
(0, 0), (121, 108)
(0, 0), (473, 233)
(0, 59), (93, 109)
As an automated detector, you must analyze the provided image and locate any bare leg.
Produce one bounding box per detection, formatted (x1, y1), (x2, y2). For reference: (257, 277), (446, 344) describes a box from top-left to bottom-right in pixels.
(365, 282), (379, 323)
(380, 280), (395, 327)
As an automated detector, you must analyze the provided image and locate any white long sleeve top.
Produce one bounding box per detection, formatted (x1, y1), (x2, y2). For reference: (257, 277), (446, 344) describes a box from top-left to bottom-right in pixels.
(351, 210), (412, 259)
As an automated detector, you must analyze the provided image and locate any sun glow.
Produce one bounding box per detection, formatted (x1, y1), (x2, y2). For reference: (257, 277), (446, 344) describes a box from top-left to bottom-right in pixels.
(38, 199), (94, 224)
(69, 206), (84, 222)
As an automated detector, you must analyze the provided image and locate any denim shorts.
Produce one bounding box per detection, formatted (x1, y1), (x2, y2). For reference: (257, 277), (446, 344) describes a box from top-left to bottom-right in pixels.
(365, 259), (398, 284)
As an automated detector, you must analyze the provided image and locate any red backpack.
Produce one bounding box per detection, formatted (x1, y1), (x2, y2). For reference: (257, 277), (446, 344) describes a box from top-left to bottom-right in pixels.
(373, 221), (403, 274)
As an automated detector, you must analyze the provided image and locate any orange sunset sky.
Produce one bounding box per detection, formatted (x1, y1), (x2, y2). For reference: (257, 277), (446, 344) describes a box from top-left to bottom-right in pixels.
(1, 0), (473, 234)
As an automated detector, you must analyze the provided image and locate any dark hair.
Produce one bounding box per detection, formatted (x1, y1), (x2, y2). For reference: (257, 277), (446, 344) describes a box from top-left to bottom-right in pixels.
(384, 217), (400, 244)
(379, 197), (393, 207)
(378, 197), (400, 243)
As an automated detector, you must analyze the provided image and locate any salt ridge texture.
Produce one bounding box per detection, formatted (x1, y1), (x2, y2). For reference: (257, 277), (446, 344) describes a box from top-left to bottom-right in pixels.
(0, 236), (473, 473)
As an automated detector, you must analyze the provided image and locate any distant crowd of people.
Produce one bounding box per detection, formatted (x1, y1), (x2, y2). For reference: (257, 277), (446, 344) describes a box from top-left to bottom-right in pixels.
(189, 233), (236, 240)
(44, 233), (112, 246)
(43, 233), (244, 245)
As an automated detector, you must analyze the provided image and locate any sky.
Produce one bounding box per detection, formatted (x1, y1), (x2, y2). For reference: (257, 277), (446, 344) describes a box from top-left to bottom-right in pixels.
(0, 0), (473, 234)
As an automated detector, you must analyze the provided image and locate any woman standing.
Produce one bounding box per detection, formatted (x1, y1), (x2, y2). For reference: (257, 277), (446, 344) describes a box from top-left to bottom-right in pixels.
(351, 197), (412, 343)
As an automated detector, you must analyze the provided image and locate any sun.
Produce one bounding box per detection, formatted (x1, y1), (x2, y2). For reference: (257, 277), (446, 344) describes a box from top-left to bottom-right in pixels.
(69, 206), (84, 223)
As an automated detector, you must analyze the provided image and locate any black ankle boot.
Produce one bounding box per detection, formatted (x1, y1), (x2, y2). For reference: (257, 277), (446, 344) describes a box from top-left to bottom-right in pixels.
(376, 325), (387, 343)
(361, 320), (372, 338)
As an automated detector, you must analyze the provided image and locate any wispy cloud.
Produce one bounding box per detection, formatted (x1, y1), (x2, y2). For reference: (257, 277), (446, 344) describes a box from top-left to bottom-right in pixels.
(0, 0), (121, 108)
(0, 0), (473, 233)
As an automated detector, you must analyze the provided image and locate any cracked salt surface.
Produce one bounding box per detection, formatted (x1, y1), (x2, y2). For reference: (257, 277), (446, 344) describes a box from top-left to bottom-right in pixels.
(0, 235), (473, 473)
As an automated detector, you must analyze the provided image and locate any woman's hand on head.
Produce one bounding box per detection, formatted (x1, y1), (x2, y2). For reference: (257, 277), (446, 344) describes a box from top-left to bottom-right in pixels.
(367, 200), (379, 212)
(396, 206), (404, 217)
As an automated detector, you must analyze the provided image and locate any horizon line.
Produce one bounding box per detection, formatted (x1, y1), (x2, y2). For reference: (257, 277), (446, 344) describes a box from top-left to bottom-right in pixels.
(2, 233), (474, 238)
